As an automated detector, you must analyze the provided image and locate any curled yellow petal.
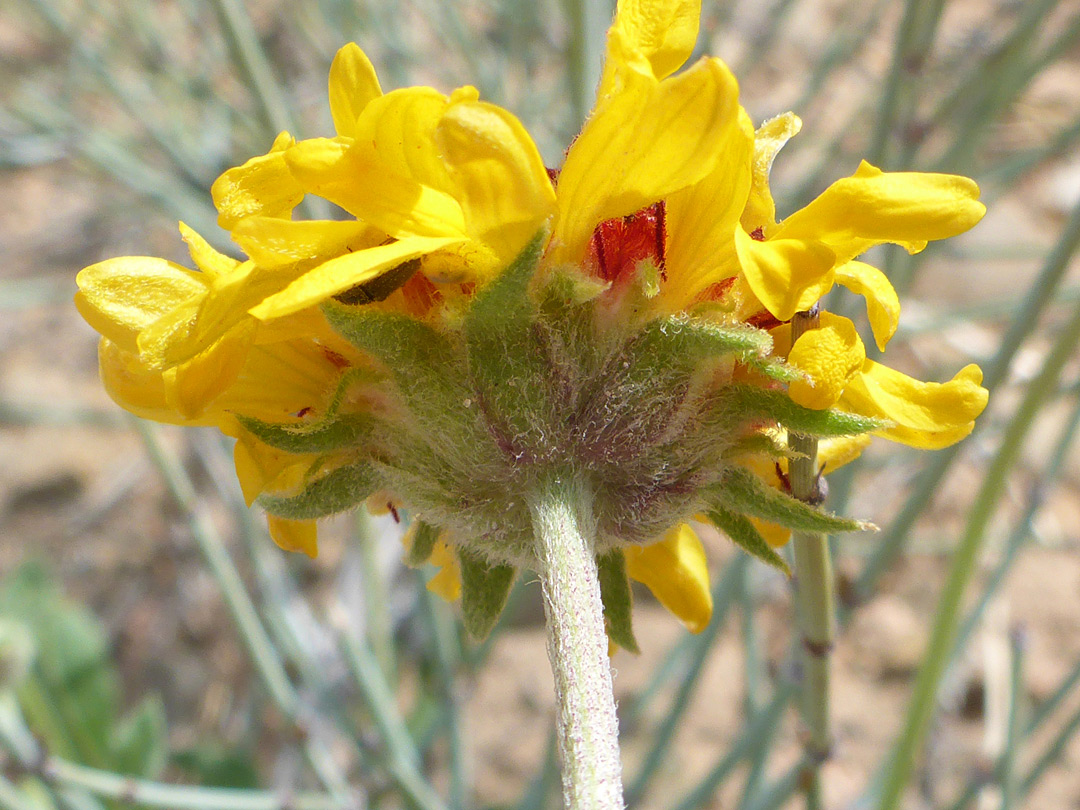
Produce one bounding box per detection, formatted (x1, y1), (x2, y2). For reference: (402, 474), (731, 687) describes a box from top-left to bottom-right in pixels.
(212, 132), (304, 229)
(834, 261), (900, 351)
(602, 0), (701, 86)
(267, 516), (319, 558)
(180, 222), (239, 278)
(734, 227), (835, 321)
(435, 98), (556, 264)
(356, 86), (457, 194)
(285, 137), (467, 240)
(75, 257), (206, 353)
(98, 340), (213, 426)
(787, 313), (866, 410)
(840, 361), (988, 449)
(135, 294), (204, 367)
(625, 523), (713, 633)
(162, 319), (257, 419)
(328, 43), (382, 137)
(250, 235), (465, 320)
(217, 340), (344, 423)
(231, 217), (381, 269)
(741, 112), (802, 236)
(774, 161), (986, 265)
(552, 56), (740, 263)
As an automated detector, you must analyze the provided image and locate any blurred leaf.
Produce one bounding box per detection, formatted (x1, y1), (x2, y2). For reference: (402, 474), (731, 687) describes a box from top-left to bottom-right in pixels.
(0, 563), (117, 765)
(0, 563), (167, 776)
(0, 619), (36, 691)
(8, 778), (61, 810)
(172, 743), (261, 790)
(109, 695), (167, 779)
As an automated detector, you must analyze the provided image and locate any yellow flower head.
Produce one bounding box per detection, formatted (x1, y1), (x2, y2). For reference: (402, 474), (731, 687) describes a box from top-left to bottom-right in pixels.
(75, 0), (987, 644)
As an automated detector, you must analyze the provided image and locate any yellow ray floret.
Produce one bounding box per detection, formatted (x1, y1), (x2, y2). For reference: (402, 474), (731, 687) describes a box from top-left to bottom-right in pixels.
(600, 0), (701, 92)
(741, 112), (801, 237)
(736, 122), (986, 322)
(212, 132), (303, 229)
(840, 361), (988, 449)
(552, 56), (740, 263)
(328, 42), (382, 137)
(834, 261), (901, 351)
(624, 523), (713, 633)
(787, 313), (866, 410)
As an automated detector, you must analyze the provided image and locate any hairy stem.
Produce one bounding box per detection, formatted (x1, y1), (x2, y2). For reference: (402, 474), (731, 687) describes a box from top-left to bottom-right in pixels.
(528, 473), (624, 810)
(789, 307), (834, 810)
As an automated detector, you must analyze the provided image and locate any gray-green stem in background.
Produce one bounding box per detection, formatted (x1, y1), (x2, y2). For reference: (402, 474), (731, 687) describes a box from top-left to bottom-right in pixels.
(789, 306), (835, 810)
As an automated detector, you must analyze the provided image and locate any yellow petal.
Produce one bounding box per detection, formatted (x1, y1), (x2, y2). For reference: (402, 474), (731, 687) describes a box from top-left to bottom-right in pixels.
(250, 235), (465, 320)
(600, 0), (701, 89)
(741, 112), (802, 236)
(734, 227), (836, 321)
(234, 437), (271, 506)
(787, 313), (866, 410)
(818, 434), (873, 473)
(193, 260), (303, 352)
(285, 137), (467, 240)
(834, 261), (900, 351)
(252, 306), (344, 346)
(135, 293), (204, 367)
(357, 86), (458, 193)
(231, 217), (382, 269)
(162, 319), (257, 419)
(774, 161), (986, 265)
(840, 361), (988, 449)
(233, 432), (313, 505)
(767, 321), (792, 356)
(217, 339), (344, 422)
(328, 43), (382, 137)
(552, 56), (740, 263)
(179, 222), (239, 278)
(267, 516), (319, 558)
(98, 340), (215, 426)
(749, 517), (791, 549)
(625, 523), (713, 633)
(419, 240), (502, 284)
(663, 107), (754, 309)
(435, 98), (556, 264)
(76, 257), (206, 353)
(426, 541), (462, 602)
(212, 132), (305, 229)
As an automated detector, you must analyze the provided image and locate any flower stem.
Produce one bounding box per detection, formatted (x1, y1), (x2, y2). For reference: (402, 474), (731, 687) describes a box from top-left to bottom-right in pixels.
(527, 473), (624, 810)
(789, 307), (835, 810)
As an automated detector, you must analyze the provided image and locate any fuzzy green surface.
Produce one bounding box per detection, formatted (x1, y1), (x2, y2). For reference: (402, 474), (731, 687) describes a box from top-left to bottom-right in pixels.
(260, 235), (875, 577)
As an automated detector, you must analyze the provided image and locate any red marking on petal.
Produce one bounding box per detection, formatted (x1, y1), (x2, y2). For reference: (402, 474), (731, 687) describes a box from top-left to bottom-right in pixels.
(295, 406), (314, 418)
(747, 311), (784, 331)
(774, 461), (791, 493)
(401, 271), (439, 316)
(388, 503), (400, 523)
(698, 278), (737, 302)
(322, 348), (351, 369)
(750, 226), (765, 242)
(586, 202), (667, 284)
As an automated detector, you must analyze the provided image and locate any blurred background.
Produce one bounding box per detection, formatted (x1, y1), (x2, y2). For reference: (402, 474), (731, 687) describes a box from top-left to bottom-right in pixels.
(1, 0), (1079, 808)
